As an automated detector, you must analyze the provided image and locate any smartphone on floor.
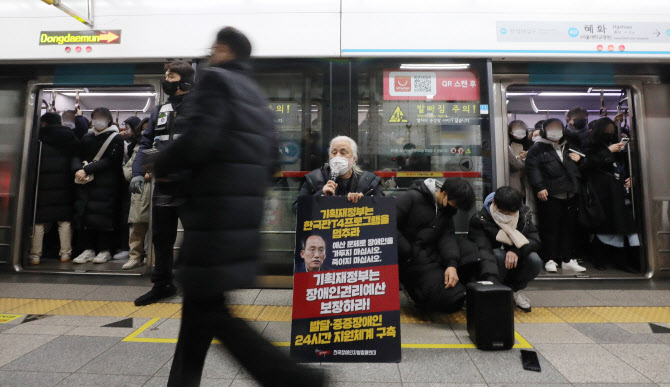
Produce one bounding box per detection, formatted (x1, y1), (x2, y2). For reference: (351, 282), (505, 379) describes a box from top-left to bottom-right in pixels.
(520, 350), (541, 372)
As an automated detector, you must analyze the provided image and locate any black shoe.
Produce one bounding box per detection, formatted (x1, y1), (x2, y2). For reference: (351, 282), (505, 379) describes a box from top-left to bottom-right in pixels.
(134, 284), (177, 306)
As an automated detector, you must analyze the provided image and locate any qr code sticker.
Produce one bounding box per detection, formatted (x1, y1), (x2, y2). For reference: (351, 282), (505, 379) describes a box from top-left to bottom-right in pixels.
(413, 75), (432, 92)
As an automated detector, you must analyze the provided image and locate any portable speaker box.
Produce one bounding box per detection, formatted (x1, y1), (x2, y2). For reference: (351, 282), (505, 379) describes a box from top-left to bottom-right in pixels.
(466, 281), (515, 350)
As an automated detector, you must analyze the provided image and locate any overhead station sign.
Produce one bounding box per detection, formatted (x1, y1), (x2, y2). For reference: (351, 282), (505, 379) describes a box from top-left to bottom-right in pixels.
(39, 30), (121, 45)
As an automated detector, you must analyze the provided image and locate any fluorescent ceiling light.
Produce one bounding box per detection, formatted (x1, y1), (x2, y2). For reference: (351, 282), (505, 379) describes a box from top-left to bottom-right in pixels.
(61, 92), (156, 97)
(507, 92), (539, 96)
(399, 64), (470, 70)
(538, 92), (620, 97)
(588, 88), (623, 93)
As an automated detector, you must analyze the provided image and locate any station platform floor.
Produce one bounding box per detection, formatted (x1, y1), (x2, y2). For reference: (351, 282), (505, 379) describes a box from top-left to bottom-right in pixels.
(0, 274), (669, 386)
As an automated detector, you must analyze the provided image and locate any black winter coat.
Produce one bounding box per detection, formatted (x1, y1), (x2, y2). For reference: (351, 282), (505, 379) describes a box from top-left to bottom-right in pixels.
(468, 205), (541, 265)
(36, 124), (79, 223)
(396, 181), (498, 281)
(526, 141), (582, 196)
(72, 128), (124, 231)
(564, 124), (589, 149)
(153, 61), (278, 294)
(293, 165), (384, 212)
(581, 142), (636, 234)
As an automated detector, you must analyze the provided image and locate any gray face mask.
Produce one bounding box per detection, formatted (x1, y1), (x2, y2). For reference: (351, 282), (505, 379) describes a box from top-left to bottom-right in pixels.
(546, 130), (563, 141)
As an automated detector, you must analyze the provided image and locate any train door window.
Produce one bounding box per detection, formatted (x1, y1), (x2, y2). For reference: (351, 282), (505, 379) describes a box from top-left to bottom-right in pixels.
(505, 85), (644, 277)
(0, 81), (28, 265)
(355, 60), (494, 231)
(24, 86), (156, 273)
(251, 62), (328, 277)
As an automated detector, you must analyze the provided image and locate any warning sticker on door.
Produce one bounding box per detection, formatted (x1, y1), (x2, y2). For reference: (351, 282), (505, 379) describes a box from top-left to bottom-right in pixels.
(388, 106), (408, 123)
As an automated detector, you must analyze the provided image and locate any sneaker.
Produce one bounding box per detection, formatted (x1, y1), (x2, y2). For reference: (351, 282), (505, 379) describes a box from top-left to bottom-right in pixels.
(134, 284), (177, 306)
(73, 249), (96, 264)
(562, 259), (586, 272)
(113, 250), (130, 260)
(92, 251), (112, 264)
(544, 260), (558, 273)
(513, 292), (532, 313)
(60, 254), (71, 263)
(29, 255), (40, 265)
(122, 258), (144, 270)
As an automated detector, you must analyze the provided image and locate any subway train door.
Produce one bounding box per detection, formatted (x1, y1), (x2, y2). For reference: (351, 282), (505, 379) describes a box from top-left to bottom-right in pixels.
(15, 76), (162, 274)
(493, 75), (651, 279)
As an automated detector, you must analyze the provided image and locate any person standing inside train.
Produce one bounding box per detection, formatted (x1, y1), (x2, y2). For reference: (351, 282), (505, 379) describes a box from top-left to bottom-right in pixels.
(30, 113), (80, 265)
(293, 135), (384, 212)
(507, 120), (530, 198)
(146, 27), (325, 387)
(121, 118), (152, 270)
(130, 61), (194, 306)
(62, 109), (90, 139)
(526, 118), (586, 273)
(72, 107), (125, 264)
(564, 106), (590, 149)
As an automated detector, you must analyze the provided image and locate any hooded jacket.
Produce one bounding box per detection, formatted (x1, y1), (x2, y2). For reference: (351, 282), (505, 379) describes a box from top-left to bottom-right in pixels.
(468, 192), (541, 264)
(564, 123), (589, 149)
(72, 125), (124, 231)
(35, 124), (80, 223)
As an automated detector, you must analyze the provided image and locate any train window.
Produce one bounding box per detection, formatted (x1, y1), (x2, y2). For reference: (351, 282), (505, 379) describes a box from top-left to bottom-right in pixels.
(355, 60), (494, 232)
(25, 86), (156, 273)
(252, 64), (328, 277)
(504, 85), (644, 277)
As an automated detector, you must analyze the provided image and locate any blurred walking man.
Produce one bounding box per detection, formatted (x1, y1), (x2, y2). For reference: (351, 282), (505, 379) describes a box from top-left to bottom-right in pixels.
(153, 27), (326, 387)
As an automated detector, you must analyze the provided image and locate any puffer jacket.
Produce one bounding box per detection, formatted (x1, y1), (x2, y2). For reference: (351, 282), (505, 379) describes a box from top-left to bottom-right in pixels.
(35, 124), (79, 224)
(468, 192), (541, 264)
(526, 139), (582, 197)
(123, 145), (152, 224)
(153, 60), (278, 294)
(72, 126), (124, 231)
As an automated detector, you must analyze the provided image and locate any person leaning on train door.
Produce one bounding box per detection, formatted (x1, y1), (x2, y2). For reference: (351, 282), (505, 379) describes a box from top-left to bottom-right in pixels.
(144, 27), (326, 387)
(293, 135), (384, 212)
(129, 61), (195, 306)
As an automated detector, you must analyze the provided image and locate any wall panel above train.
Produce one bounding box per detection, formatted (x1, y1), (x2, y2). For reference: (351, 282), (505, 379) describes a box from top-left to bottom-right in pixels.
(2, 0), (670, 61)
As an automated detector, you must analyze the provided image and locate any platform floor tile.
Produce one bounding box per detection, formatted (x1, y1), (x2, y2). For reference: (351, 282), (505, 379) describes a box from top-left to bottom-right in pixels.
(0, 298), (36, 313)
(398, 348), (483, 384)
(571, 323), (663, 344)
(0, 370), (68, 387)
(76, 341), (175, 376)
(7, 299), (71, 314)
(56, 373), (150, 387)
(533, 343), (652, 384)
(603, 343), (670, 384)
(46, 300), (109, 316)
(1, 335), (120, 373)
(547, 307), (608, 323)
(514, 323), (594, 344)
(514, 307), (563, 323)
(255, 305), (291, 321)
(87, 301), (140, 317)
(467, 347), (568, 384)
(228, 304), (264, 321)
(0, 334), (58, 368)
(128, 302), (181, 318)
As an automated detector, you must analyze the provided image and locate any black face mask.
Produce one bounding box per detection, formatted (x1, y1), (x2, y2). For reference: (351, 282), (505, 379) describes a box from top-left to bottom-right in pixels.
(442, 204), (458, 217)
(161, 79), (180, 96)
(573, 118), (588, 130)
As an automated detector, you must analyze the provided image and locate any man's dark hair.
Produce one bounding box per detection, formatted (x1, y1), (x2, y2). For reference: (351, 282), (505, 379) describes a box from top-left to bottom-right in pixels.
(566, 106), (588, 120)
(440, 178), (475, 211)
(62, 110), (76, 119)
(493, 186), (523, 213)
(164, 61), (195, 81)
(41, 112), (61, 126)
(91, 107), (113, 127)
(216, 27), (252, 60)
(534, 120), (545, 130)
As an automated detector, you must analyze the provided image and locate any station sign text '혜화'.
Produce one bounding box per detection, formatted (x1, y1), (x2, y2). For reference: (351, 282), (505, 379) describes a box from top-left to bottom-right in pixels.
(39, 30), (121, 45)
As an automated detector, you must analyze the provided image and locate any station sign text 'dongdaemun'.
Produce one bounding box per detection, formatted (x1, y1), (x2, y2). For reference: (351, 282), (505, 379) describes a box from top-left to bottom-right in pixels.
(39, 30), (121, 45)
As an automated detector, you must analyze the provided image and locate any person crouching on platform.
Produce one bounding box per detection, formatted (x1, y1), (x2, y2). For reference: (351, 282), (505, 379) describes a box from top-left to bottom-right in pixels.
(294, 135), (384, 211)
(468, 186), (543, 312)
(397, 178), (497, 313)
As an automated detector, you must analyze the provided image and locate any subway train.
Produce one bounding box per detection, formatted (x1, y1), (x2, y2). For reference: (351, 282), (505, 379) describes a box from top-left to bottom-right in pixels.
(0, 1), (669, 284)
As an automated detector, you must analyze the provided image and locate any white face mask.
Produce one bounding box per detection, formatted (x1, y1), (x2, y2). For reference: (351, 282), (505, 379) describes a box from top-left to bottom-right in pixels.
(546, 129), (563, 141)
(329, 156), (353, 176)
(92, 119), (108, 131)
(63, 121), (75, 129)
(512, 128), (527, 140)
(492, 204), (518, 224)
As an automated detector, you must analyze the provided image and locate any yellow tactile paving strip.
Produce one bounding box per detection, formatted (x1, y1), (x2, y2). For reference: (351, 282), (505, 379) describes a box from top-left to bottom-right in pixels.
(1, 298), (670, 324)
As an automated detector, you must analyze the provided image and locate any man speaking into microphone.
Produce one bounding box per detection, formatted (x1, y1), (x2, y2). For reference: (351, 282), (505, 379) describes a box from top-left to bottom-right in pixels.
(294, 135), (384, 211)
